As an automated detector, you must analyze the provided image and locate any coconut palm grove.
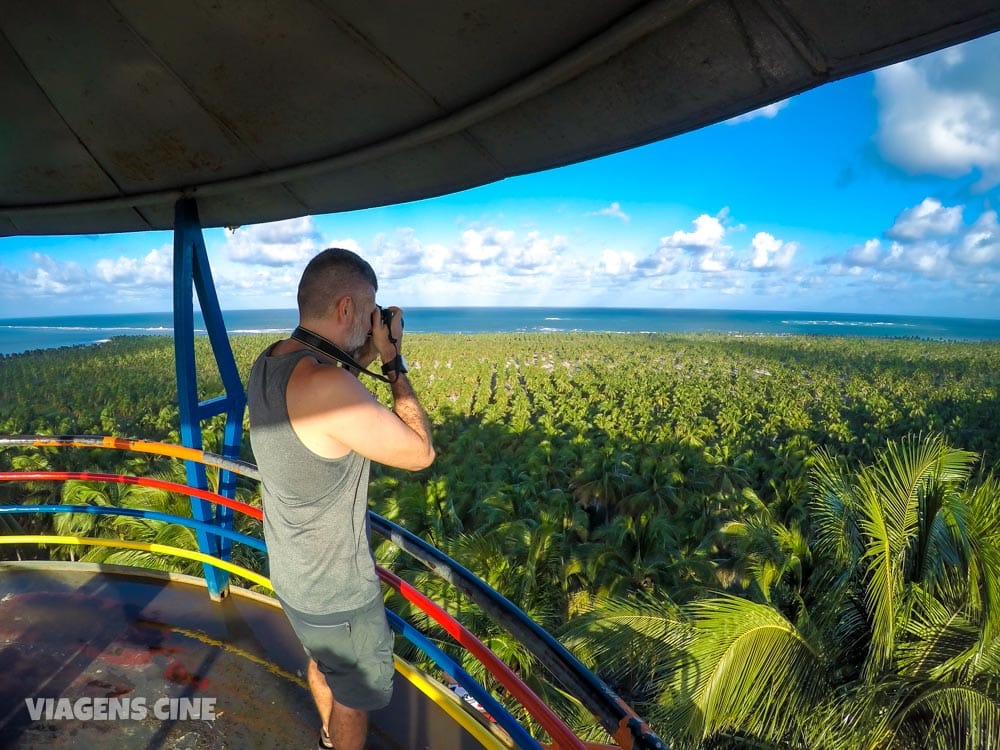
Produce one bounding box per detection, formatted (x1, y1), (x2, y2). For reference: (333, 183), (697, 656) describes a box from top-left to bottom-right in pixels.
(1, 331), (999, 748)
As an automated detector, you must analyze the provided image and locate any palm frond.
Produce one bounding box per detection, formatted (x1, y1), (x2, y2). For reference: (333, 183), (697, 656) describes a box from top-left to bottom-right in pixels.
(809, 450), (861, 568)
(882, 680), (1000, 750)
(671, 595), (826, 745)
(898, 592), (980, 680)
(856, 469), (902, 672)
(964, 476), (1000, 646)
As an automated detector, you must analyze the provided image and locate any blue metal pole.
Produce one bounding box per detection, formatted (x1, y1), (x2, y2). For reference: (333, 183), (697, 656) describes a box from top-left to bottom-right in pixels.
(384, 611), (543, 750)
(173, 197), (247, 601)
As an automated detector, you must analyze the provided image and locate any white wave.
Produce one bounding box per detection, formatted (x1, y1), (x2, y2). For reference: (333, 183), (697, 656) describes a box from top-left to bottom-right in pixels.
(0, 324), (174, 333)
(783, 320), (917, 328)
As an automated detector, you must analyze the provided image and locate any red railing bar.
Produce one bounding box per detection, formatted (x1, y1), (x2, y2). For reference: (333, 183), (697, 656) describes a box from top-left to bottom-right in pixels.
(0, 472), (262, 521)
(377, 566), (588, 750)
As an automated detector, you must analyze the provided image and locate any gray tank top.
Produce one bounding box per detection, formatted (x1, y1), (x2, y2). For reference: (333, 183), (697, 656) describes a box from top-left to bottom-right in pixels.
(247, 346), (380, 614)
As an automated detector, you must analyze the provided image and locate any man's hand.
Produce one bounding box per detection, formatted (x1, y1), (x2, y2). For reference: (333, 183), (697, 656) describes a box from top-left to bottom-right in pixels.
(371, 305), (404, 364)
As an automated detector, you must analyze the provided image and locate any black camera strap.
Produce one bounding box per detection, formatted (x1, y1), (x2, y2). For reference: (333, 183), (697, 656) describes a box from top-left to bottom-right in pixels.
(290, 326), (391, 383)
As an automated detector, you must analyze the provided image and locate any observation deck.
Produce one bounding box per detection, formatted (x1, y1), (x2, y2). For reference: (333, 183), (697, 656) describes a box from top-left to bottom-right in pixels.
(0, 562), (500, 749)
(0, 435), (664, 749)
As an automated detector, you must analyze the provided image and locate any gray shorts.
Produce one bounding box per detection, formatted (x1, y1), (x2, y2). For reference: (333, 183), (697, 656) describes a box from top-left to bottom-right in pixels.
(280, 595), (395, 711)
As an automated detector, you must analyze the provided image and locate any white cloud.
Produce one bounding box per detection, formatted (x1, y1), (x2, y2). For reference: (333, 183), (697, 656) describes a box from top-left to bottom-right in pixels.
(635, 245), (685, 276)
(320, 199), (995, 314)
(875, 34), (1000, 189)
(421, 242), (451, 273)
(890, 240), (949, 277)
(0, 251), (176, 312)
(95, 247), (172, 287)
(886, 198), (964, 240)
(225, 216), (323, 266)
(821, 261), (867, 277)
(953, 209), (999, 266)
(0, 264), (18, 288)
(845, 238), (883, 267)
(500, 231), (566, 275)
(655, 213), (732, 274)
(588, 201), (630, 222)
(821, 196), (1000, 289)
(626, 212), (743, 279)
(372, 228), (427, 279)
(698, 251), (728, 273)
(455, 227), (513, 263)
(726, 99), (790, 125)
(25, 253), (90, 294)
(441, 226), (571, 279)
(8, 189), (992, 318)
(599, 248), (638, 277)
(662, 214), (727, 250)
(748, 232), (797, 271)
(213, 265), (300, 300)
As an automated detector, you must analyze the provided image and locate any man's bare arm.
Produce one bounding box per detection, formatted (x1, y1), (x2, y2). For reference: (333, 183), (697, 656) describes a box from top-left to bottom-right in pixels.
(388, 372), (435, 470)
(285, 358), (433, 470)
(299, 303), (433, 471)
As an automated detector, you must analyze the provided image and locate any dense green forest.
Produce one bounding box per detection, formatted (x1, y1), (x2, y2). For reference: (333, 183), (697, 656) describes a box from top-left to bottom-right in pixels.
(1, 332), (999, 748)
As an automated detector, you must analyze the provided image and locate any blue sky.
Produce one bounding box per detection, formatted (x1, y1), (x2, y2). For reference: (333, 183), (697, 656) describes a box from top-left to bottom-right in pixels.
(1, 32), (999, 320)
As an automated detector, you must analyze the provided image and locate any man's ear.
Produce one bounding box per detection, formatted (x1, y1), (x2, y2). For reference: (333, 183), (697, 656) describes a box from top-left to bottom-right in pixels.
(336, 294), (353, 322)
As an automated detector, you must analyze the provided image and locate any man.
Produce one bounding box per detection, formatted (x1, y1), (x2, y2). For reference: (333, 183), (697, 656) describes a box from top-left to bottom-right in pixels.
(247, 248), (435, 750)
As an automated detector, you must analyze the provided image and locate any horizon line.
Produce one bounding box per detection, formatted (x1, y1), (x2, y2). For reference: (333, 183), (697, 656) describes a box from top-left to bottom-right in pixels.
(1, 306), (999, 325)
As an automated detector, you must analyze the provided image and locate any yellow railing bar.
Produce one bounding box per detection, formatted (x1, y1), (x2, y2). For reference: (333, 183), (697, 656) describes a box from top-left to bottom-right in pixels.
(394, 657), (513, 749)
(0, 535), (271, 590)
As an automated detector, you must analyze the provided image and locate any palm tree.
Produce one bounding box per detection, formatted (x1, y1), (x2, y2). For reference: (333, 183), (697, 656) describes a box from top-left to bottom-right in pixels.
(53, 472), (203, 573)
(716, 492), (811, 606)
(52, 460), (265, 584)
(561, 434), (1000, 749)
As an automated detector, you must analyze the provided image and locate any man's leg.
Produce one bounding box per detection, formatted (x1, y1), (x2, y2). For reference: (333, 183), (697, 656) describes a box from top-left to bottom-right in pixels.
(330, 700), (368, 750)
(307, 657), (368, 750)
(307, 658), (334, 746)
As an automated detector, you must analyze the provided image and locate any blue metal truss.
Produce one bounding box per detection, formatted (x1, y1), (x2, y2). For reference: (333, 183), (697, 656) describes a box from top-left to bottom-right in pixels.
(172, 198), (246, 601)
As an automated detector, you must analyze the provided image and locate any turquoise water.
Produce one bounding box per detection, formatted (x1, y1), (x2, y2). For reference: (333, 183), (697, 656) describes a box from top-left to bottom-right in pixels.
(1, 308), (998, 356)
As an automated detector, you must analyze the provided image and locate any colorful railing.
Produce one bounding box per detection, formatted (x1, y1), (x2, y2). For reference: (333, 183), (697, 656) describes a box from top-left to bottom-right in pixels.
(0, 435), (666, 750)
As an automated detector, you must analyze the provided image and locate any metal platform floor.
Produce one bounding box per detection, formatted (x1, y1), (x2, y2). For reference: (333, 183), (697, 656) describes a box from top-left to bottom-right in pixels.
(0, 562), (501, 749)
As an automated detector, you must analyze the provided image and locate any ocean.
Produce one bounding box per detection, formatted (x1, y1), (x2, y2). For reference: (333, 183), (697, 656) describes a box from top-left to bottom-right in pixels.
(1, 308), (998, 357)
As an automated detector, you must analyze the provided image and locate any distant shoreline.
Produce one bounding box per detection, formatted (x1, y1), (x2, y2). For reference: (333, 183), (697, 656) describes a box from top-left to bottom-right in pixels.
(4, 330), (1000, 364)
(2, 307), (999, 356)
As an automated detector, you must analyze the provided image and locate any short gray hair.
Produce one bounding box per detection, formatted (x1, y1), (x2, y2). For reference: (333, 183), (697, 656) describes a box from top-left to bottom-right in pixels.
(297, 248), (378, 320)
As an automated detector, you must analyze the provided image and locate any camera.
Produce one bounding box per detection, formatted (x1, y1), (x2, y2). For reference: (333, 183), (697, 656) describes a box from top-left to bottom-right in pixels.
(378, 305), (403, 331)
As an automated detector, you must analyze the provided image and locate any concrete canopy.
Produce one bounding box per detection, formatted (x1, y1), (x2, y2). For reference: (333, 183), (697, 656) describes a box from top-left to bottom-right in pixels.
(3, 1), (1000, 237)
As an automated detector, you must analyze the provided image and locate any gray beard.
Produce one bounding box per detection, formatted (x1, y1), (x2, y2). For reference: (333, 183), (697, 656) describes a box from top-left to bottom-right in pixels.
(346, 322), (370, 359)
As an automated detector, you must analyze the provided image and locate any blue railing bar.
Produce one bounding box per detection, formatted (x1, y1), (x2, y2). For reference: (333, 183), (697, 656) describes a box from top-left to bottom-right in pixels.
(384, 610), (542, 750)
(370, 512), (650, 745)
(0, 505), (266, 553)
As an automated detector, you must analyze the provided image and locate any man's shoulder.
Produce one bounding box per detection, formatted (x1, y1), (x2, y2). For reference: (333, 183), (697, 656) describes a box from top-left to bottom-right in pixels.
(249, 340), (288, 369)
(291, 355), (372, 402)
